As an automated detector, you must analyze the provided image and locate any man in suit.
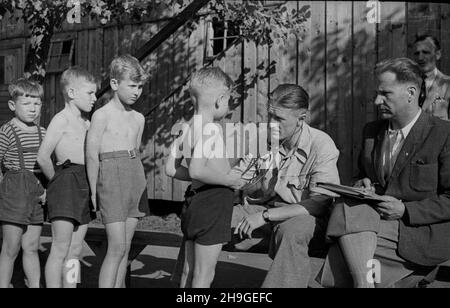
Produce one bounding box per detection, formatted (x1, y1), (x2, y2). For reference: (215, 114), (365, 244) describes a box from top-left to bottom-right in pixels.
(413, 35), (450, 120)
(320, 58), (450, 288)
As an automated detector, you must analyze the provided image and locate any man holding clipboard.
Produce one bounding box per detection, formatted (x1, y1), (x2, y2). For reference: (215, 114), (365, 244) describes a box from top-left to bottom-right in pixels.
(319, 58), (450, 288)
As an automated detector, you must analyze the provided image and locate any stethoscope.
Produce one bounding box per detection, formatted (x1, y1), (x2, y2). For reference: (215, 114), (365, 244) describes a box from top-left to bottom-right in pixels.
(241, 117), (305, 189)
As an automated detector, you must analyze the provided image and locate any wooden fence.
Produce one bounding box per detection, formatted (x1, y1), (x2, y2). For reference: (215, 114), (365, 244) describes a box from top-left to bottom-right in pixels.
(1, 2), (450, 201)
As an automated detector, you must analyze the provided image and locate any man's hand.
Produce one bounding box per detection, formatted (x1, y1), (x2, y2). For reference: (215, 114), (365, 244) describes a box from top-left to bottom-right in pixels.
(234, 212), (266, 239)
(374, 195), (405, 220)
(354, 177), (376, 193)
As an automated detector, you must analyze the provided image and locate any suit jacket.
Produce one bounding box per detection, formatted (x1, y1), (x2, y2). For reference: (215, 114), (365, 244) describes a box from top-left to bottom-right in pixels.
(360, 112), (450, 266)
(422, 69), (450, 120)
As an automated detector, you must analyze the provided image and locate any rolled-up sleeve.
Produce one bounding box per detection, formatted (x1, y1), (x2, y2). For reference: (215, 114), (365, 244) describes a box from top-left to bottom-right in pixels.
(301, 135), (340, 213)
(308, 137), (341, 193)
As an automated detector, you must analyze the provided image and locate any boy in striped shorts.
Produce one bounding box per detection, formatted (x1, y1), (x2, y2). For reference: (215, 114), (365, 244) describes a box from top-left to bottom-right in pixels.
(0, 78), (47, 288)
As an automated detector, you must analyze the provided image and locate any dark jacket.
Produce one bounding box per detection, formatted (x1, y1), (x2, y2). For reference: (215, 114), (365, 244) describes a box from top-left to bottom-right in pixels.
(360, 112), (450, 266)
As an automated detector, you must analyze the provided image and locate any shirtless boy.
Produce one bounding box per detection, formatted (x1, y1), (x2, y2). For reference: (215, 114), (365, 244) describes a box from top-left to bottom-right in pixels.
(38, 66), (97, 288)
(166, 67), (244, 288)
(86, 54), (148, 288)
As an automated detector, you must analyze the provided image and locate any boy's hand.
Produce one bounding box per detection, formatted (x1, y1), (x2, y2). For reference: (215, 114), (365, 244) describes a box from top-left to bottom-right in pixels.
(228, 172), (246, 190)
(91, 195), (97, 212)
(39, 190), (47, 205)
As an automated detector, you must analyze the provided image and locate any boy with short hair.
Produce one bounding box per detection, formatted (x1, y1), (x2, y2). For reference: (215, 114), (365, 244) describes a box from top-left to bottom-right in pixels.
(165, 67), (245, 288)
(0, 78), (46, 288)
(86, 54), (148, 288)
(37, 66), (97, 288)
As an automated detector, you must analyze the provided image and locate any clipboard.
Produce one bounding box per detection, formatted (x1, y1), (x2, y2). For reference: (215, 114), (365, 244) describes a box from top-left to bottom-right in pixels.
(314, 182), (386, 202)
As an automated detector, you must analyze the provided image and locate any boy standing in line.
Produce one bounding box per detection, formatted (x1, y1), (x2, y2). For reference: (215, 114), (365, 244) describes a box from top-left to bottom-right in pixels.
(0, 78), (46, 288)
(86, 54), (148, 288)
(38, 67), (97, 288)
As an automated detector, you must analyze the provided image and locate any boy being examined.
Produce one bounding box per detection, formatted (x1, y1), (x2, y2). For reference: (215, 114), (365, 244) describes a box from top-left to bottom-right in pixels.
(86, 54), (148, 288)
(37, 67), (97, 288)
(165, 67), (245, 288)
(0, 78), (46, 288)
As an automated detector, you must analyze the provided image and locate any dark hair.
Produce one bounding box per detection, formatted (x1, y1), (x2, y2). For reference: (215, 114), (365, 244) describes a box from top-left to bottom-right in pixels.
(270, 84), (309, 110)
(375, 58), (424, 87)
(414, 34), (441, 51)
(375, 58), (426, 106)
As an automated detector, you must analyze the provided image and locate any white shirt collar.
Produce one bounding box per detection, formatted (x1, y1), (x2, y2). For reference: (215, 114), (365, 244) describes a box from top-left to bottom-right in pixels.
(389, 110), (422, 139)
(425, 68), (438, 80)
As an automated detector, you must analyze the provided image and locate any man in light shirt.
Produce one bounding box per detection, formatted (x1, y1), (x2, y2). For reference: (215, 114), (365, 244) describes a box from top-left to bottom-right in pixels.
(412, 35), (450, 120)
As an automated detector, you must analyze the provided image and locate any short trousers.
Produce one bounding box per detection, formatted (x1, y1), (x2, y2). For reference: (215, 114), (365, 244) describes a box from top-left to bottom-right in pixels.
(97, 150), (148, 224)
(0, 169), (45, 225)
(47, 161), (96, 226)
(181, 185), (234, 246)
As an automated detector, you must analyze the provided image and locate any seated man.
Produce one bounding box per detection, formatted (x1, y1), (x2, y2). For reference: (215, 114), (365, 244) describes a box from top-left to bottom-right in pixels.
(412, 34), (450, 120)
(171, 84), (341, 288)
(321, 58), (450, 288)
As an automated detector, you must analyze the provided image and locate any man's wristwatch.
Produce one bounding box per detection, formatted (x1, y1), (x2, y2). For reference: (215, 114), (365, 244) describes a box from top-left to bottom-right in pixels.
(262, 209), (271, 223)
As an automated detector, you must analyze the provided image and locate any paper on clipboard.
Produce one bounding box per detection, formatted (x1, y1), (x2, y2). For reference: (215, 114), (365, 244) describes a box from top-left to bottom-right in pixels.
(313, 182), (386, 202)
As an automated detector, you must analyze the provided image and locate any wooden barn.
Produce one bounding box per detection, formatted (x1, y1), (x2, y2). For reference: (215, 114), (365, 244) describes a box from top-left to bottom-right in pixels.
(1, 1), (450, 202)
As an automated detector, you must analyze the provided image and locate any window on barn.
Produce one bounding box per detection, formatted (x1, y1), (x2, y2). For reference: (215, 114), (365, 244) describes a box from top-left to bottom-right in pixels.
(262, 1), (287, 9)
(204, 17), (240, 62)
(46, 35), (75, 73)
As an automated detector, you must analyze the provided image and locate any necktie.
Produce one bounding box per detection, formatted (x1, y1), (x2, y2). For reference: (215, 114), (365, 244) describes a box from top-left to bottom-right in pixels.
(380, 129), (402, 184)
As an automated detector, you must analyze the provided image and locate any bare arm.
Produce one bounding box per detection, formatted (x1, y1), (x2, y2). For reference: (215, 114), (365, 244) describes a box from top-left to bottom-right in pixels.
(166, 124), (191, 181)
(136, 112), (145, 151)
(37, 114), (66, 180)
(86, 110), (107, 210)
(189, 127), (243, 189)
(166, 142), (191, 181)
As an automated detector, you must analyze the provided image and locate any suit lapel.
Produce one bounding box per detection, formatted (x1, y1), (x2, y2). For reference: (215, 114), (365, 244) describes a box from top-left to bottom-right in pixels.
(386, 112), (432, 183)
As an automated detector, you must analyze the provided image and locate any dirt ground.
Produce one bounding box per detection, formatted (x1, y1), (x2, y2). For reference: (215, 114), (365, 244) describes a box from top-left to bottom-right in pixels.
(90, 213), (183, 235)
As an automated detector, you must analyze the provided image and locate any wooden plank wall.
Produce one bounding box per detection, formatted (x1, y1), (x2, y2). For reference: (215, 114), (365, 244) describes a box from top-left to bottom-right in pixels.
(2, 2), (450, 199)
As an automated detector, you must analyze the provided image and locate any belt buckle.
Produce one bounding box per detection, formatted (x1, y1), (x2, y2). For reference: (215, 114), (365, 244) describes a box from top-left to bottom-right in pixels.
(128, 150), (136, 159)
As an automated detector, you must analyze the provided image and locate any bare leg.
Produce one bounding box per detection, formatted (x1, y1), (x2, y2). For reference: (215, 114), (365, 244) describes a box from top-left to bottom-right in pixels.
(180, 240), (195, 288)
(0, 223), (24, 288)
(192, 243), (223, 288)
(338, 232), (377, 288)
(99, 222), (126, 288)
(63, 224), (88, 288)
(21, 224), (42, 288)
(114, 218), (138, 288)
(45, 220), (74, 288)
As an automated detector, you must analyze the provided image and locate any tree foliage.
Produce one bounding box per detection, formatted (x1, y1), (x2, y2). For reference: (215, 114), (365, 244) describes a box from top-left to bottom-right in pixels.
(0, 0), (310, 81)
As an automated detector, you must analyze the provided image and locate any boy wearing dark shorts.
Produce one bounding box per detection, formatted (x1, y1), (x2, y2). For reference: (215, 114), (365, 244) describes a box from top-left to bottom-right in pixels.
(38, 67), (97, 288)
(0, 78), (46, 288)
(86, 54), (149, 288)
(166, 67), (244, 288)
